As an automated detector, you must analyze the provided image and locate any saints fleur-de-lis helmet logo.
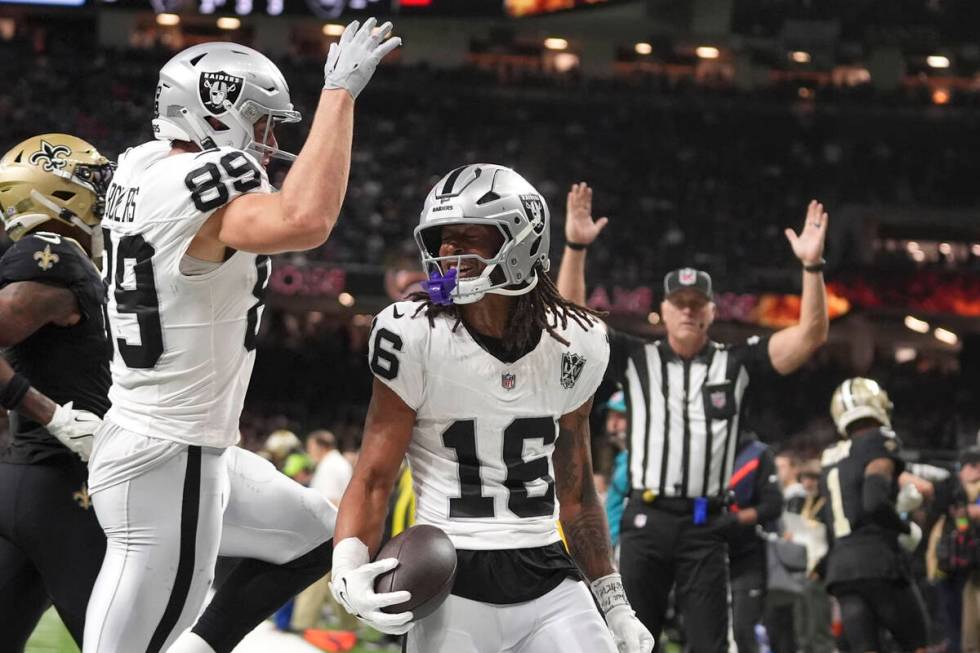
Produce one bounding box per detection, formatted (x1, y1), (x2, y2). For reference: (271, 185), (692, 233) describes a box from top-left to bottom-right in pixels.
(28, 139), (72, 172)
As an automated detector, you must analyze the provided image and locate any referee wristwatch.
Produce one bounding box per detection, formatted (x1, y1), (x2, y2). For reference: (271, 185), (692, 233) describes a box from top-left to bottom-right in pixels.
(803, 258), (826, 273)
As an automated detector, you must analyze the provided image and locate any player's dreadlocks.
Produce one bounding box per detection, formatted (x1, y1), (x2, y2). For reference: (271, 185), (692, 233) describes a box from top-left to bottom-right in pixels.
(409, 264), (604, 356)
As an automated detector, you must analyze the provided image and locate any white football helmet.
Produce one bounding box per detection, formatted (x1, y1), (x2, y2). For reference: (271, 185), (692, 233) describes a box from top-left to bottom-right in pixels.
(414, 164), (550, 305)
(152, 42), (300, 162)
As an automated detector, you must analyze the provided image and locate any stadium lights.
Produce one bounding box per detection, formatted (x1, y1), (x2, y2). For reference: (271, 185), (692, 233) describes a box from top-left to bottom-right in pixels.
(322, 23), (345, 36)
(904, 315), (930, 334)
(338, 292), (355, 307)
(927, 55), (951, 69)
(790, 51), (811, 64)
(216, 17), (241, 29)
(156, 13), (180, 26)
(635, 42), (653, 56)
(932, 88), (951, 105)
(695, 46), (720, 60)
(544, 38), (568, 51)
(894, 347), (917, 364)
(934, 327), (959, 345)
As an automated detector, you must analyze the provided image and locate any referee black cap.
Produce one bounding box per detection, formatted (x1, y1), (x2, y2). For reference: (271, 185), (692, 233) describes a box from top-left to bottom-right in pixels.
(664, 268), (713, 300)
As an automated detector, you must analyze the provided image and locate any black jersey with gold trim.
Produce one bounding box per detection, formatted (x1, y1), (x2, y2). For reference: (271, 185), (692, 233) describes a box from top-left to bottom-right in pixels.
(0, 232), (111, 464)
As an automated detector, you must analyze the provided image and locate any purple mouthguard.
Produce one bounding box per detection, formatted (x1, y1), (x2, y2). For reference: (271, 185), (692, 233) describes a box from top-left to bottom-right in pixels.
(421, 267), (458, 305)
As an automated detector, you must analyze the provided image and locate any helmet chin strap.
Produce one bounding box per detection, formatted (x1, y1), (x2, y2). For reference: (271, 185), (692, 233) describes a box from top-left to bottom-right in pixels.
(29, 190), (95, 235)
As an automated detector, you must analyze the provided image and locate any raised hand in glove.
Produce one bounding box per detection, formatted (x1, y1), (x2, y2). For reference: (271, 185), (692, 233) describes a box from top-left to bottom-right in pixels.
(323, 17), (402, 100)
(329, 537), (414, 635)
(46, 401), (100, 461)
(592, 573), (655, 653)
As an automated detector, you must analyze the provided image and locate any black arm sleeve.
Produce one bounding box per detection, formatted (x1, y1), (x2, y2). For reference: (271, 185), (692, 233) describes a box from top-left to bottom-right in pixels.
(754, 448), (784, 525)
(862, 473), (910, 534)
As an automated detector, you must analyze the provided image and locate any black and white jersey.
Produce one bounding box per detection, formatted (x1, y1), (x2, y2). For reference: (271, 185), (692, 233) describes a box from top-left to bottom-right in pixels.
(607, 330), (776, 498)
(368, 301), (609, 550)
(102, 141), (271, 447)
(0, 232), (111, 464)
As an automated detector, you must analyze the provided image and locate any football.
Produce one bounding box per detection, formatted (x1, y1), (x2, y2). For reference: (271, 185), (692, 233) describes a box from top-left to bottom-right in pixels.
(374, 524), (458, 619)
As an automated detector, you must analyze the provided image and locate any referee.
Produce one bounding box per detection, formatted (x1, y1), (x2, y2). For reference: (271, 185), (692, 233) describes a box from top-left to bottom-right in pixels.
(557, 183), (831, 652)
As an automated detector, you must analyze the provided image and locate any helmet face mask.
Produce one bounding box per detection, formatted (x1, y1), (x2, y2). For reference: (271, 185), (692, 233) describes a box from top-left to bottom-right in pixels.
(153, 43), (301, 164)
(0, 133), (112, 258)
(830, 377), (894, 436)
(414, 164), (550, 306)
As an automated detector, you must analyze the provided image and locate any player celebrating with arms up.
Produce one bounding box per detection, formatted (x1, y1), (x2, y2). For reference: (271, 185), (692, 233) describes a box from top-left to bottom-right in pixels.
(84, 20), (400, 653)
(331, 165), (654, 653)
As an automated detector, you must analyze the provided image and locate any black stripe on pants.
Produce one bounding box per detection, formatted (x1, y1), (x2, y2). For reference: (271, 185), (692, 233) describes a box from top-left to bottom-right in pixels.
(147, 446), (202, 653)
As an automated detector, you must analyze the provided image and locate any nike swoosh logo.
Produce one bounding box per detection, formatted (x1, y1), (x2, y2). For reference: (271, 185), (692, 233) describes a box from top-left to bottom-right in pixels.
(392, 306), (403, 319)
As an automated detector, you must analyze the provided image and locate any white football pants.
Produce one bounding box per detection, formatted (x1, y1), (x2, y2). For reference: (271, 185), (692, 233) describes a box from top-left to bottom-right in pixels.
(404, 578), (617, 653)
(83, 424), (335, 653)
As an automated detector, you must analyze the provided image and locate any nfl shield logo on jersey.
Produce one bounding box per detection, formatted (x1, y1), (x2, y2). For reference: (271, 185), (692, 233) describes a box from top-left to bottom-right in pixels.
(710, 391), (726, 410)
(199, 72), (243, 115)
(501, 373), (516, 390)
(560, 352), (586, 390)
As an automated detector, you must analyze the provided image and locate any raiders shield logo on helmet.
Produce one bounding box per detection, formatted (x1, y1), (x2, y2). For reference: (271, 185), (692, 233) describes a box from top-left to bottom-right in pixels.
(199, 72), (243, 115)
(560, 352), (586, 390)
(520, 194), (545, 232)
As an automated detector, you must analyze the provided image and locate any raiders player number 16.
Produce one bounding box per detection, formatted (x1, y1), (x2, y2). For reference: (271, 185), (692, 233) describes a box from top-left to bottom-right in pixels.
(331, 164), (653, 653)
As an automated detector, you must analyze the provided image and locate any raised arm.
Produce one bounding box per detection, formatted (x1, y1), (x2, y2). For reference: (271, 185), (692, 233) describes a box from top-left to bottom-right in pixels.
(768, 200), (831, 375)
(556, 399), (654, 653)
(205, 19), (401, 255)
(556, 182), (608, 305)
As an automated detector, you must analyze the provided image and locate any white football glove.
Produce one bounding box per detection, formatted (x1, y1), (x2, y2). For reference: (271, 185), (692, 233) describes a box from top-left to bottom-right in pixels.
(323, 17), (402, 100)
(898, 521), (923, 553)
(591, 573), (655, 653)
(45, 402), (100, 461)
(329, 537), (415, 635)
(896, 483), (924, 514)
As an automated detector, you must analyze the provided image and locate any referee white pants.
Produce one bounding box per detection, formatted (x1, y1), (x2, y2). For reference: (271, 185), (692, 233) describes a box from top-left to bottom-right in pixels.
(82, 423), (335, 653)
(404, 578), (617, 653)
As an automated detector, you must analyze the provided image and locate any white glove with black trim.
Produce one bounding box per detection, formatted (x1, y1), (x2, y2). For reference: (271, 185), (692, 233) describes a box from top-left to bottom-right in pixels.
(591, 573), (655, 653)
(323, 17), (402, 100)
(329, 537), (414, 635)
(46, 401), (100, 462)
(896, 483), (924, 514)
(898, 521), (923, 553)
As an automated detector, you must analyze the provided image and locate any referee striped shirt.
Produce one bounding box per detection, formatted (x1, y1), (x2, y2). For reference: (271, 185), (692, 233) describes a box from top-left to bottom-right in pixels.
(607, 329), (777, 499)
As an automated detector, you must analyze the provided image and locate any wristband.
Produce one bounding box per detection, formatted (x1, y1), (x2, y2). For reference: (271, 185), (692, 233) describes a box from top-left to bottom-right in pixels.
(803, 259), (825, 273)
(566, 241), (589, 251)
(0, 373), (31, 410)
(590, 572), (630, 614)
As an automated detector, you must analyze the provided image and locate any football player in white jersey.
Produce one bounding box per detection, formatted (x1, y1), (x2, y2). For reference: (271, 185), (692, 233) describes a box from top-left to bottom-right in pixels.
(329, 165), (654, 653)
(83, 20), (401, 653)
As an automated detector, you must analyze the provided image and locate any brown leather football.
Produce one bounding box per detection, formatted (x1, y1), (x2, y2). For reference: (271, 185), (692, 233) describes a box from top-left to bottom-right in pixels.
(374, 524), (458, 619)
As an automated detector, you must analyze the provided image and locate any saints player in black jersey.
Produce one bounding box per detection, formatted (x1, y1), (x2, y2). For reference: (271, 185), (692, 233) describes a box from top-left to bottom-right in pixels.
(818, 377), (928, 653)
(0, 133), (114, 649)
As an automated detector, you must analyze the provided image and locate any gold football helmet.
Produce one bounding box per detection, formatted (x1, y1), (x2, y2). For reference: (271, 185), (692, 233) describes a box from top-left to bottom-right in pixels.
(830, 377), (894, 435)
(0, 133), (112, 243)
